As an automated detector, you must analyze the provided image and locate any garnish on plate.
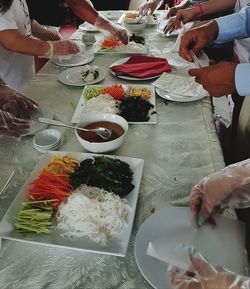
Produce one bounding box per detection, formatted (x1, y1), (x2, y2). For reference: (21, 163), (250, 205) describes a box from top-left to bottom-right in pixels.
(129, 34), (145, 45)
(70, 156), (134, 197)
(80, 65), (99, 82)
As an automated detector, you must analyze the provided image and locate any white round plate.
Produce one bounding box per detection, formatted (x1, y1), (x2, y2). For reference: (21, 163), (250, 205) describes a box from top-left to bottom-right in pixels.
(58, 66), (106, 86)
(78, 22), (99, 32)
(135, 207), (248, 289)
(21, 106), (54, 136)
(110, 57), (161, 81)
(52, 53), (94, 67)
(156, 88), (205, 102)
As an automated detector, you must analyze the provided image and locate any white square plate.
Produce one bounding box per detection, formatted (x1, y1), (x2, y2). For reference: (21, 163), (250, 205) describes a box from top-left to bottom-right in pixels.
(71, 84), (157, 124)
(0, 151), (144, 257)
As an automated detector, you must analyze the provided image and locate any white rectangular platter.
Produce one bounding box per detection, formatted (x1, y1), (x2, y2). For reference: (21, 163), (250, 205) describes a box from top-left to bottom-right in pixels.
(71, 84), (157, 124)
(0, 151), (144, 257)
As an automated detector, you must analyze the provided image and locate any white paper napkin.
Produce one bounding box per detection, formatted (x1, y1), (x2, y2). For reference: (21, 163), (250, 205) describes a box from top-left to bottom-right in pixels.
(153, 72), (208, 97)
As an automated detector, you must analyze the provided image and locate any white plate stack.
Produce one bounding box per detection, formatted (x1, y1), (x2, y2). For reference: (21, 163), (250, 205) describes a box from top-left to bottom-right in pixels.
(33, 129), (63, 153)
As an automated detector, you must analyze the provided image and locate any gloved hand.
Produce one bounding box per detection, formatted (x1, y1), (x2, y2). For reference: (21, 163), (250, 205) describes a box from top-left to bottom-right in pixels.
(0, 81), (38, 119)
(138, 0), (162, 15)
(42, 40), (81, 58)
(170, 252), (250, 289)
(0, 109), (30, 137)
(190, 159), (250, 226)
(31, 20), (63, 41)
(94, 15), (128, 44)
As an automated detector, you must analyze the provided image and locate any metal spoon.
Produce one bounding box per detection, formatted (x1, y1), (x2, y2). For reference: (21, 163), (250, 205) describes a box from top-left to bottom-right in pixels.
(38, 117), (112, 140)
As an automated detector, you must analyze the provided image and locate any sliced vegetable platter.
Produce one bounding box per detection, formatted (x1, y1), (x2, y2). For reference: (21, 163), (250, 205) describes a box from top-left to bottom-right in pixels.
(71, 84), (157, 124)
(94, 34), (149, 54)
(0, 151), (144, 257)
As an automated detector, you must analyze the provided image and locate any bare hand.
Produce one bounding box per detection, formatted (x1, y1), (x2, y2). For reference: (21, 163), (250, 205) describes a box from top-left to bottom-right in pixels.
(179, 21), (218, 62)
(188, 61), (237, 97)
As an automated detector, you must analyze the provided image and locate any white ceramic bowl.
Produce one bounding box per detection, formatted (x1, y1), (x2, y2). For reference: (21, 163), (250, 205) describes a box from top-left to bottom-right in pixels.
(122, 21), (147, 33)
(33, 129), (62, 149)
(75, 113), (128, 153)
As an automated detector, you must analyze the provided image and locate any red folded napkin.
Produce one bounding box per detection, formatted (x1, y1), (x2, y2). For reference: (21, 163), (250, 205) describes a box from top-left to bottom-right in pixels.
(110, 55), (171, 78)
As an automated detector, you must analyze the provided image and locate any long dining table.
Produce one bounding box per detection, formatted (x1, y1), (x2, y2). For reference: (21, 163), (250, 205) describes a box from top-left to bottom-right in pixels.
(0, 11), (226, 289)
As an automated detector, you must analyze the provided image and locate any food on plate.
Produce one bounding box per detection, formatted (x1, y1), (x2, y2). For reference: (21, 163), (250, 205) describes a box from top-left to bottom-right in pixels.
(129, 87), (151, 100)
(100, 84), (127, 100)
(124, 12), (138, 20)
(80, 94), (120, 115)
(129, 34), (145, 45)
(57, 185), (129, 246)
(45, 155), (80, 175)
(77, 121), (125, 143)
(28, 170), (73, 207)
(15, 200), (54, 234)
(69, 156), (134, 197)
(80, 84), (154, 122)
(80, 65), (99, 82)
(119, 96), (154, 122)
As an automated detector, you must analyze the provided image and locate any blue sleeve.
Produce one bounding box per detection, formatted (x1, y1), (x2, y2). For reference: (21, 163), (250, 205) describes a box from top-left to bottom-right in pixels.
(215, 7), (250, 43)
(235, 63), (250, 96)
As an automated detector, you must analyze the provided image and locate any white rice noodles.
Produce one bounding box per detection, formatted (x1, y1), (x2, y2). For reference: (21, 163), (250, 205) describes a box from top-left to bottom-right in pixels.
(57, 185), (129, 246)
(80, 94), (120, 115)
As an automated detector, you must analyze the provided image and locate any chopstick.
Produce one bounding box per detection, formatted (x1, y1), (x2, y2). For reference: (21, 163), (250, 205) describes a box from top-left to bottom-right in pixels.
(0, 169), (15, 197)
(189, 50), (205, 68)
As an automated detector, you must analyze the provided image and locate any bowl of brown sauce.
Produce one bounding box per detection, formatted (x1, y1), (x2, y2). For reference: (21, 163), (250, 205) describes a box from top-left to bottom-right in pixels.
(75, 112), (128, 153)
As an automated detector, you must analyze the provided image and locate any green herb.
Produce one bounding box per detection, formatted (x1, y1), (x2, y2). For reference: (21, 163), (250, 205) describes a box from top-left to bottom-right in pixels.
(15, 200), (54, 234)
(129, 34), (145, 45)
(119, 96), (154, 122)
(70, 156), (134, 197)
(83, 87), (103, 99)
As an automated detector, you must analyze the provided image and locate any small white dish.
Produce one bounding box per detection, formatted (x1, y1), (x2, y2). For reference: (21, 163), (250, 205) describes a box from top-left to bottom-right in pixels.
(33, 129), (62, 149)
(34, 139), (62, 153)
(156, 88), (206, 102)
(52, 53), (94, 67)
(58, 66), (106, 86)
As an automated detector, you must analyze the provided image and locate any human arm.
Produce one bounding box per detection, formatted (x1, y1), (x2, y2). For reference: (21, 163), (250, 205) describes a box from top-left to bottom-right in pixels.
(31, 19), (62, 41)
(189, 159), (250, 226)
(0, 29), (80, 57)
(170, 252), (249, 289)
(64, 0), (128, 44)
(138, 0), (163, 16)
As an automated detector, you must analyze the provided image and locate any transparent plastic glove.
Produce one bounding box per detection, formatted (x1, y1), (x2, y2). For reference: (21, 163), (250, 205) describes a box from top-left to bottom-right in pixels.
(0, 109), (30, 137)
(0, 81), (38, 119)
(138, 0), (162, 15)
(42, 40), (81, 58)
(94, 15), (128, 44)
(31, 20), (62, 41)
(190, 159), (250, 226)
(170, 252), (250, 289)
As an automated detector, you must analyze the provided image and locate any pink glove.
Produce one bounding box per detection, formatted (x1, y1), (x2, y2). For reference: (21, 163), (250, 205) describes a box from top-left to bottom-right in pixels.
(190, 159), (250, 226)
(42, 40), (81, 58)
(170, 251), (250, 289)
(0, 109), (30, 137)
(94, 15), (128, 44)
(138, 0), (162, 15)
(0, 81), (38, 119)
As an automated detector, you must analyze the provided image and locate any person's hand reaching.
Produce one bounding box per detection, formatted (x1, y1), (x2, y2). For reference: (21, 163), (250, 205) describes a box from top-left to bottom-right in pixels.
(188, 61), (237, 97)
(94, 15), (128, 44)
(138, 0), (161, 16)
(170, 252), (249, 289)
(0, 109), (30, 137)
(0, 81), (38, 119)
(190, 159), (250, 226)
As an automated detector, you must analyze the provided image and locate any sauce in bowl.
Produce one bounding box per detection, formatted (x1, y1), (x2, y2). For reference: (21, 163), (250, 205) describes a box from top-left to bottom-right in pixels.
(77, 121), (124, 143)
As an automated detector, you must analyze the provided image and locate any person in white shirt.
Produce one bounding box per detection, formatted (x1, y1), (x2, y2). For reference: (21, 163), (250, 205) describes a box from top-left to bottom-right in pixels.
(0, 0), (80, 91)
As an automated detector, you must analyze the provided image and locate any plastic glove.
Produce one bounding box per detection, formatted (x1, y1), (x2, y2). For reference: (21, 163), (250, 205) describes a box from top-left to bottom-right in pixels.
(31, 20), (62, 41)
(138, 0), (162, 16)
(0, 109), (30, 137)
(0, 81), (38, 119)
(190, 159), (250, 226)
(42, 40), (81, 58)
(94, 15), (128, 44)
(170, 252), (250, 289)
